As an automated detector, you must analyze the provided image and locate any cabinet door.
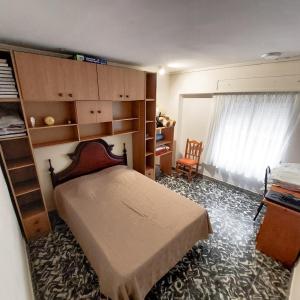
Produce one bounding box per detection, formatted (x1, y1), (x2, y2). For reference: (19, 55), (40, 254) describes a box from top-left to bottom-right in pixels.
(97, 65), (124, 101)
(76, 101), (97, 124)
(14, 52), (65, 101)
(124, 69), (145, 100)
(62, 60), (99, 101)
(96, 101), (112, 122)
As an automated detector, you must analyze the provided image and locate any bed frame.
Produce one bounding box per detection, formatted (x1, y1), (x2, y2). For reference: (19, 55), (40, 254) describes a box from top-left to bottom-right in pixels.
(48, 139), (127, 187)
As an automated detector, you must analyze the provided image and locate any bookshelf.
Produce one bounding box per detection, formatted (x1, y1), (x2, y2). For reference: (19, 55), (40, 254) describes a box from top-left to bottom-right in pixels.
(0, 48), (51, 241)
(132, 72), (157, 179)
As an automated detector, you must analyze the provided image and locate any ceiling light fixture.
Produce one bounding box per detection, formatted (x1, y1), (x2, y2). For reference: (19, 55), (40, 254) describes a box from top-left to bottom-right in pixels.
(158, 66), (166, 75)
(261, 52), (282, 60)
(167, 62), (185, 68)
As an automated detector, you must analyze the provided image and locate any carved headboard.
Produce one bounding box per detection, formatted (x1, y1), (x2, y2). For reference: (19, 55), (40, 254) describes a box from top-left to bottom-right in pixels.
(48, 139), (127, 187)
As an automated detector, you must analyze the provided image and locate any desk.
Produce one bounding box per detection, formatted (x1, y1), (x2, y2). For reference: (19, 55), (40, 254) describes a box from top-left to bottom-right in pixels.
(256, 186), (300, 267)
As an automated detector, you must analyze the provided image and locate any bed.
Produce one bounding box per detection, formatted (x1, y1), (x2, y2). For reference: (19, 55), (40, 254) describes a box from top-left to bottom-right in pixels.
(49, 139), (212, 300)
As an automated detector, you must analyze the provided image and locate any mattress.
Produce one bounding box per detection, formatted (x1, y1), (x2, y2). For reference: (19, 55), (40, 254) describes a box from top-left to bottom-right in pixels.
(54, 165), (212, 300)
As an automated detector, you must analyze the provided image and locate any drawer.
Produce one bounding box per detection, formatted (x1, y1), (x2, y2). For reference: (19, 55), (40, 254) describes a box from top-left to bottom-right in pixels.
(23, 211), (50, 240)
(145, 168), (154, 180)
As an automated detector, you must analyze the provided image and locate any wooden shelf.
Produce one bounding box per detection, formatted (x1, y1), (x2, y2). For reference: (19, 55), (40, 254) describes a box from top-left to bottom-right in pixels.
(113, 117), (139, 122)
(21, 202), (45, 219)
(0, 135), (28, 142)
(0, 98), (20, 103)
(155, 150), (172, 157)
(146, 99), (155, 102)
(29, 123), (77, 130)
(145, 151), (154, 157)
(80, 134), (110, 141)
(113, 129), (139, 136)
(146, 120), (155, 123)
(32, 138), (77, 148)
(14, 180), (40, 197)
(6, 157), (34, 170)
(156, 140), (172, 146)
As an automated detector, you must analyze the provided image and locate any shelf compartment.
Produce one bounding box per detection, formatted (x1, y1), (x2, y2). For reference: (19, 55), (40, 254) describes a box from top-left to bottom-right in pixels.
(30, 125), (79, 148)
(146, 100), (156, 121)
(146, 122), (155, 140)
(17, 190), (45, 219)
(146, 155), (155, 169)
(0, 136), (32, 162)
(113, 119), (139, 135)
(6, 157), (34, 170)
(156, 140), (173, 147)
(10, 165), (40, 196)
(79, 122), (113, 141)
(24, 101), (77, 128)
(14, 179), (40, 197)
(146, 138), (154, 154)
(112, 101), (140, 120)
(146, 73), (157, 100)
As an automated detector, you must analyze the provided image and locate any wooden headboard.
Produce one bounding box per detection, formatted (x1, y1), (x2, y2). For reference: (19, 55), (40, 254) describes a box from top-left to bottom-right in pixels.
(48, 139), (127, 187)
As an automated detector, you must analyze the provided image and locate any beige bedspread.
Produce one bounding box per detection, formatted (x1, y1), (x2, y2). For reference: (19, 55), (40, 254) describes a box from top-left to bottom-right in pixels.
(54, 166), (212, 300)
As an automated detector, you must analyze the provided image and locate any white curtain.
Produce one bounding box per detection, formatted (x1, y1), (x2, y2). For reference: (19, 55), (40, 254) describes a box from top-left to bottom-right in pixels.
(205, 93), (299, 181)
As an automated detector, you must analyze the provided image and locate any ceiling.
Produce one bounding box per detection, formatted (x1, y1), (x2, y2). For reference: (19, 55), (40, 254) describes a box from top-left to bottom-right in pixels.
(1, 0), (300, 71)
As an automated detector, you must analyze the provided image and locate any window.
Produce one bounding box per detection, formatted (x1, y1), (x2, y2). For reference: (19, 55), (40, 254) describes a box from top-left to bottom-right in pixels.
(205, 93), (299, 181)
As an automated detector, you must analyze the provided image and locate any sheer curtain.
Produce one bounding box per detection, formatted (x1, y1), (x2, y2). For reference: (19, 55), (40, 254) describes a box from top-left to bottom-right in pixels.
(205, 93), (299, 181)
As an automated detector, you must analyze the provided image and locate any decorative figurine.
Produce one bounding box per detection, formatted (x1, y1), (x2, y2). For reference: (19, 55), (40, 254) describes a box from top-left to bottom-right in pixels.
(29, 116), (36, 128)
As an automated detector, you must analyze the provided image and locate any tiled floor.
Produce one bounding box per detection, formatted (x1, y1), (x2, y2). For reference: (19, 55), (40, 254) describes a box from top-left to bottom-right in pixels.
(28, 174), (291, 299)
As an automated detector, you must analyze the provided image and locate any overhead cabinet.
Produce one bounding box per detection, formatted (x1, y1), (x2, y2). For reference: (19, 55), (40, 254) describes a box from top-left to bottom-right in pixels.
(14, 52), (99, 101)
(98, 65), (145, 101)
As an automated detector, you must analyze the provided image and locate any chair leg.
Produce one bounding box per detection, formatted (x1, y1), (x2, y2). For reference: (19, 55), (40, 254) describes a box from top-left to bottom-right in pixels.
(188, 166), (192, 181)
(253, 202), (264, 221)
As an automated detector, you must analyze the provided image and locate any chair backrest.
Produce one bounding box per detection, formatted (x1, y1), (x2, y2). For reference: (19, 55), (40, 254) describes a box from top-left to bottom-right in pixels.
(184, 139), (203, 163)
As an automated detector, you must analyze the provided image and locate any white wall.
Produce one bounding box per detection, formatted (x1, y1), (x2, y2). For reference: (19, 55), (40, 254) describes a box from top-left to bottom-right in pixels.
(157, 59), (300, 192)
(0, 166), (34, 300)
(34, 135), (133, 211)
(290, 259), (300, 300)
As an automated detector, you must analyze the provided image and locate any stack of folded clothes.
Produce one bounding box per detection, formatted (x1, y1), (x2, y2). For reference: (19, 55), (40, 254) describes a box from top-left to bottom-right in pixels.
(0, 105), (26, 139)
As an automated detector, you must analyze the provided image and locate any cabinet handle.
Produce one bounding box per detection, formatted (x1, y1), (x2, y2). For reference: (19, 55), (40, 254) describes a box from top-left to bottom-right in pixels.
(126, 95), (129, 98)
(97, 110), (101, 114)
(58, 92), (63, 97)
(90, 110), (94, 114)
(68, 93), (73, 97)
(119, 94), (123, 98)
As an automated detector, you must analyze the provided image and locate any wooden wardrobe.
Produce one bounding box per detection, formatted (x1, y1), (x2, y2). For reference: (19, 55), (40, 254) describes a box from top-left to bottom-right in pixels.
(0, 48), (157, 240)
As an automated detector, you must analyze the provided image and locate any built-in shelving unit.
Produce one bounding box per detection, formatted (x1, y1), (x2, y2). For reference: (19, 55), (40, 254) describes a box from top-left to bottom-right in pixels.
(0, 49), (51, 240)
(132, 72), (157, 179)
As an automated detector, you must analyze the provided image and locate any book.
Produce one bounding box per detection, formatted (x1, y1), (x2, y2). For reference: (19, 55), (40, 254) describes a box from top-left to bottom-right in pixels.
(0, 66), (11, 70)
(0, 64), (8, 67)
(0, 59), (7, 63)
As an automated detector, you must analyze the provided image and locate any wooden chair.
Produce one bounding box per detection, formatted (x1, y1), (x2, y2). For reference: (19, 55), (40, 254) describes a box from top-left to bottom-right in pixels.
(176, 139), (203, 181)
